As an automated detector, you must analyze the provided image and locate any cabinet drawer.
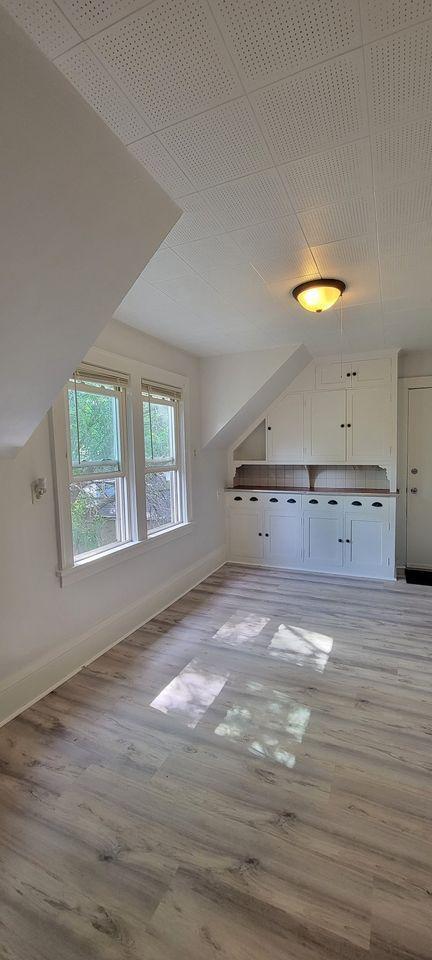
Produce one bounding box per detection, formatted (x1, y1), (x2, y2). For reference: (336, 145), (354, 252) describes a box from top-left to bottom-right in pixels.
(344, 496), (390, 519)
(302, 494), (344, 514)
(226, 492), (262, 508)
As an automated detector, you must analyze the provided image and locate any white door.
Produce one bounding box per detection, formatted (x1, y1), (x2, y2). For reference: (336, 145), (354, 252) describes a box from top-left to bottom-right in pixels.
(407, 387), (432, 569)
(303, 514), (344, 569)
(265, 512), (302, 566)
(347, 388), (392, 461)
(344, 515), (388, 576)
(228, 509), (264, 562)
(267, 393), (303, 461)
(306, 390), (346, 460)
(315, 361), (351, 389)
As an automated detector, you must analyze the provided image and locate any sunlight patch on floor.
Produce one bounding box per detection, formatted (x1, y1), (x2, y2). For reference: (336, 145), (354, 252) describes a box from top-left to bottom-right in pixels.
(150, 658), (229, 728)
(211, 612), (270, 646)
(268, 624), (333, 672)
(214, 681), (311, 768)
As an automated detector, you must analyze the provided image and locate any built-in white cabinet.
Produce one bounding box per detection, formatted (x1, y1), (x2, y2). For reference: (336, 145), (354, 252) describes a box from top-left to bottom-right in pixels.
(315, 357), (392, 390)
(228, 508), (264, 562)
(267, 393), (303, 461)
(347, 388), (393, 461)
(305, 390), (346, 460)
(225, 491), (396, 580)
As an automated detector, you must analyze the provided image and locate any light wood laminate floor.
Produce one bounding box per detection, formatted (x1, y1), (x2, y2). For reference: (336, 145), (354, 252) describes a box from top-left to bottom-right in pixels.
(0, 564), (431, 959)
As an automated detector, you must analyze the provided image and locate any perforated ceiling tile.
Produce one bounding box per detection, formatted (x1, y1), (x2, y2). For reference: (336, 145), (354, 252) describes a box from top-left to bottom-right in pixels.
(360, 0), (432, 42)
(153, 274), (246, 327)
(372, 117), (432, 189)
(251, 50), (368, 163)
(251, 246), (317, 283)
(143, 246), (194, 283)
(379, 220), (432, 257)
(230, 215), (306, 260)
(298, 196), (374, 246)
(56, 0), (149, 38)
(279, 139), (373, 211)
(158, 99), (272, 189)
(168, 234), (247, 277)
(55, 44), (150, 143)
(127, 135), (194, 198)
(2, 0), (80, 58)
(89, 0), (242, 129)
(203, 169), (294, 230)
(376, 180), (432, 232)
(165, 193), (225, 243)
(209, 0), (361, 90)
(366, 21), (432, 127)
(311, 235), (377, 275)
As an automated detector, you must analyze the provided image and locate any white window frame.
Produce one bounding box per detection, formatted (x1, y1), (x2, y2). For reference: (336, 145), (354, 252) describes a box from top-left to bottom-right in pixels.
(142, 381), (187, 536)
(51, 352), (192, 586)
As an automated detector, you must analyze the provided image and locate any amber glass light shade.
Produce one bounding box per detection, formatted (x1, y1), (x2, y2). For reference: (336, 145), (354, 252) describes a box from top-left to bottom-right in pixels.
(292, 279), (345, 313)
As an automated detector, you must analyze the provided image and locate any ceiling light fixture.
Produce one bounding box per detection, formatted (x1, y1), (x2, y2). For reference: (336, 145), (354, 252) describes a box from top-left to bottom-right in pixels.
(292, 278), (345, 313)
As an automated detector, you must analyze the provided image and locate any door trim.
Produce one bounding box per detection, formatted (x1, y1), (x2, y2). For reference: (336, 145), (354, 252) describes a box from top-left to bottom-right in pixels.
(398, 376), (432, 568)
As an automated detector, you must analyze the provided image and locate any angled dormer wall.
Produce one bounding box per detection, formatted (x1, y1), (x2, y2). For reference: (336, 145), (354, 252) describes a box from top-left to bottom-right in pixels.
(0, 8), (179, 457)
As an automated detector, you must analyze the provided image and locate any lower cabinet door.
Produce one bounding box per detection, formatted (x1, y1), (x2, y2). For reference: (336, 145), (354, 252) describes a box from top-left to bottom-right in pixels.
(344, 516), (388, 576)
(303, 514), (344, 569)
(228, 509), (265, 562)
(265, 511), (302, 566)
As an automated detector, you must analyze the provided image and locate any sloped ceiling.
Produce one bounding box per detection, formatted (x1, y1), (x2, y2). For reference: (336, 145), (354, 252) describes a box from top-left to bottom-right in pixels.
(0, 7), (179, 456)
(5, 0), (432, 356)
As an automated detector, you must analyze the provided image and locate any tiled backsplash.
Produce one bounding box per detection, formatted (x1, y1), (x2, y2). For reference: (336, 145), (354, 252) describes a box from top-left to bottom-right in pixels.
(233, 464), (389, 490)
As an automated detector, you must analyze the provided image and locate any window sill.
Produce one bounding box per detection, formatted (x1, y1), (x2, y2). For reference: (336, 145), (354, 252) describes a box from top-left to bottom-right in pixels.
(57, 520), (195, 586)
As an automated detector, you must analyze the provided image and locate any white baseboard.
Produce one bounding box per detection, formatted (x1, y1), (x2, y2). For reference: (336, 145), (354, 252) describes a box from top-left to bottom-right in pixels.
(0, 545), (226, 729)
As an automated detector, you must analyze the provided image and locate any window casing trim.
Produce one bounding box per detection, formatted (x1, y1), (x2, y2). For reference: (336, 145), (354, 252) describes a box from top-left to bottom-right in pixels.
(51, 351), (191, 584)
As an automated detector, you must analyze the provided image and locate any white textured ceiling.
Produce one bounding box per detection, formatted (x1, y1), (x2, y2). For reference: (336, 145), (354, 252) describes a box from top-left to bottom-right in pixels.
(4, 0), (432, 356)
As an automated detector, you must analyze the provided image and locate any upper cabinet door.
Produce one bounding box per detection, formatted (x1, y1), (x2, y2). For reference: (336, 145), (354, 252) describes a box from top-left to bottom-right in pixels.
(350, 358), (392, 388)
(306, 390), (346, 460)
(347, 388), (393, 461)
(315, 361), (351, 389)
(267, 393), (304, 462)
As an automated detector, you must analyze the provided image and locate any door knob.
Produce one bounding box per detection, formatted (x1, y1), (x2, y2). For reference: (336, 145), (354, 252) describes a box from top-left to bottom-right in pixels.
(410, 467), (418, 475)
(410, 487), (418, 494)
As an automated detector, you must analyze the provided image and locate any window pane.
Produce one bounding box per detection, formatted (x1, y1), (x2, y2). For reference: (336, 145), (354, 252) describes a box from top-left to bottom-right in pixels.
(145, 471), (177, 531)
(143, 400), (174, 464)
(68, 385), (121, 475)
(70, 479), (125, 558)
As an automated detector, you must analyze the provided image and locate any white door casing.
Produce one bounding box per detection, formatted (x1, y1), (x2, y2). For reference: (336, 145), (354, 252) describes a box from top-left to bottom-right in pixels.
(406, 386), (432, 569)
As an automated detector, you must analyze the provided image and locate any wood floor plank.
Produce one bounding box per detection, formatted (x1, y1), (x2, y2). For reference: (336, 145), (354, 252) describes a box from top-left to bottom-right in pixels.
(0, 563), (431, 958)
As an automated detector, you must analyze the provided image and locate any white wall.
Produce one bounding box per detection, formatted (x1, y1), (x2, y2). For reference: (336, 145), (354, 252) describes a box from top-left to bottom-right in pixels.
(398, 350), (432, 378)
(0, 8), (178, 457)
(0, 321), (226, 723)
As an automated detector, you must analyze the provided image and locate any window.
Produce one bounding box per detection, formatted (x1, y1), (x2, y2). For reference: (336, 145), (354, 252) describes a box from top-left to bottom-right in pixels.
(67, 370), (130, 560)
(52, 358), (190, 580)
(142, 381), (185, 533)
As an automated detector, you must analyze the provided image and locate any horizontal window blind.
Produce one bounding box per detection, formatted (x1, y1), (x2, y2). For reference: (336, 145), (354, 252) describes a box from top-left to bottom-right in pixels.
(141, 380), (182, 402)
(72, 364), (129, 388)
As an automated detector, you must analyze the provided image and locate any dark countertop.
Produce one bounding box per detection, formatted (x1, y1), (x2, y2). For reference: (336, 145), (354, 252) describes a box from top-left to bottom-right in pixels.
(225, 486), (398, 497)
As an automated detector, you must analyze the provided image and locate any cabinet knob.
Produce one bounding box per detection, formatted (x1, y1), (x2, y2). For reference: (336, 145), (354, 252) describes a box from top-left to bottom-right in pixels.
(410, 488), (418, 494)
(352, 371), (357, 377)
(265, 533), (269, 537)
(338, 538), (343, 542)
(340, 423), (345, 428)
(347, 423), (352, 428)
(346, 539), (350, 543)
(346, 371), (351, 377)
(267, 425), (272, 431)
(258, 532), (262, 536)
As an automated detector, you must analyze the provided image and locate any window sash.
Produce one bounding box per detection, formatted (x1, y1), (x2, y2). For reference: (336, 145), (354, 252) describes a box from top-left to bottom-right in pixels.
(142, 389), (180, 473)
(67, 377), (128, 483)
(70, 475), (129, 561)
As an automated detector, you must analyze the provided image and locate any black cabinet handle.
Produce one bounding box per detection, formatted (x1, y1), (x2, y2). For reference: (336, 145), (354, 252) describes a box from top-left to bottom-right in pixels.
(287, 497), (296, 503)
(352, 500), (362, 506)
(340, 423), (345, 428)
(265, 533), (269, 537)
(346, 371), (351, 377)
(267, 425), (272, 431)
(347, 423), (352, 428)
(309, 498), (318, 504)
(258, 532), (262, 536)
(234, 496), (243, 501)
(328, 499), (338, 505)
(250, 496), (258, 501)
(346, 539), (350, 543)
(269, 497), (278, 502)
(372, 501), (383, 507)
(338, 538), (343, 543)
(352, 371), (357, 377)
